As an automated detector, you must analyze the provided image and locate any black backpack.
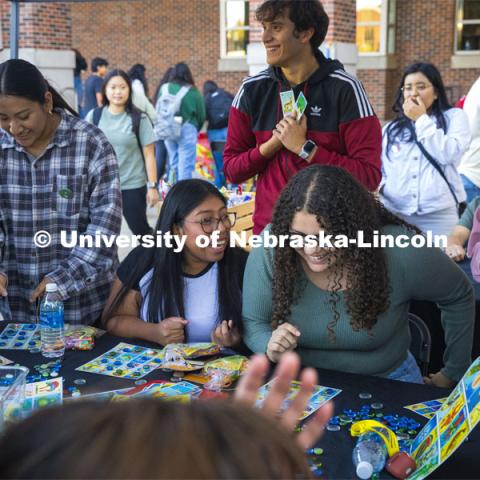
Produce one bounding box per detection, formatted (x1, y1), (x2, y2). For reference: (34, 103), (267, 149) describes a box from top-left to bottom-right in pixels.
(92, 107), (144, 159)
(205, 88), (234, 130)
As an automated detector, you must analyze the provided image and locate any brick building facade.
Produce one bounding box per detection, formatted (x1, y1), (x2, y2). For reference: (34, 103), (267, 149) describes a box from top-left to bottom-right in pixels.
(0, 0), (479, 120)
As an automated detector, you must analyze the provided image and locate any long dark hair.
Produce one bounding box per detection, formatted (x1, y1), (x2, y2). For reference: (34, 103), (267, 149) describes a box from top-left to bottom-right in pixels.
(101, 69), (135, 112)
(170, 62), (195, 87)
(385, 62), (451, 156)
(107, 179), (243, 331)
(0, 59), (78, 116)
(153, 66), (174, 105)
(270, 165), (418, 337)
(128, 63), (149, 98)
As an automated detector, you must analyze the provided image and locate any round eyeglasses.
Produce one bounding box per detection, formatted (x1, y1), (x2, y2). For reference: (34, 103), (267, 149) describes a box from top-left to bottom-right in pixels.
(185, 212), (237, 234)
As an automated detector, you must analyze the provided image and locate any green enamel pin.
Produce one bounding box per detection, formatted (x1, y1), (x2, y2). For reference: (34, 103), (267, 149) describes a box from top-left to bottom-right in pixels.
(59, 188), (74, 199)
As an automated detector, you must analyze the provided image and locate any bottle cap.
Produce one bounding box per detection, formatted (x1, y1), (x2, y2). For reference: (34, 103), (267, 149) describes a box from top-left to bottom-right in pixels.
(356, 461), (373, 479)
(45, 283), (58, 293)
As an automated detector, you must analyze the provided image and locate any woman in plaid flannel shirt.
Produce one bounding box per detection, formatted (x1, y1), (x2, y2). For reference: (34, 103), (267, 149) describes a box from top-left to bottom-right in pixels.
(0, 59), (122, 324)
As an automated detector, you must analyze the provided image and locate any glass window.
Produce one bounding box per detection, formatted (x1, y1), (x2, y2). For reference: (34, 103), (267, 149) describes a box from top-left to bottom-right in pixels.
(456, 0), (480, 51)
(356, 0), (395, 55)
(223, 0), (250, 57)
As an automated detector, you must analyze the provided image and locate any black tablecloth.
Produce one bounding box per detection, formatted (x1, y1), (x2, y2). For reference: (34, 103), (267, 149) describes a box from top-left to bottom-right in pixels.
(312, 368), (479, 479)
(1, 329), (479, 479)
(410, 258), (480, 373)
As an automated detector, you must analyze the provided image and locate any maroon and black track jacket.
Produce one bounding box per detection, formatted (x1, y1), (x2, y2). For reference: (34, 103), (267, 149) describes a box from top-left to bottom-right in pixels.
(224, 52), (382, 234)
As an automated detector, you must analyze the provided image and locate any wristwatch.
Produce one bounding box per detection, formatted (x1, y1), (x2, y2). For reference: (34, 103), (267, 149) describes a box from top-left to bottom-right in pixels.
(298, 139), (317, 160)
(147, 181), (158, 189)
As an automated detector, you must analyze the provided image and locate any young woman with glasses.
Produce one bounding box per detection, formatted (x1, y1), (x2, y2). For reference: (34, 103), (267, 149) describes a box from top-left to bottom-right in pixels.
(380, 62), (471, 237)
(102, 179), (247, 348)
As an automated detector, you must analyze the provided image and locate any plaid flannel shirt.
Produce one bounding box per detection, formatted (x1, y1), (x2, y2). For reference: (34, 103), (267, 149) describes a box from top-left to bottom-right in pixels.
(0, 110), (122, 324)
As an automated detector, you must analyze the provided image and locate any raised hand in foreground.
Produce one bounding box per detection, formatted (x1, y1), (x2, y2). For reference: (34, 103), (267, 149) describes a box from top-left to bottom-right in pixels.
(234, 351), (334, 449)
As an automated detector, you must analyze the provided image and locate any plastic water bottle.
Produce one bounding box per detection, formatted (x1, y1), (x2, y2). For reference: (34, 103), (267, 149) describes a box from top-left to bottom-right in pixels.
(352, 432), (388, 479)
(39, 283), (65, 358)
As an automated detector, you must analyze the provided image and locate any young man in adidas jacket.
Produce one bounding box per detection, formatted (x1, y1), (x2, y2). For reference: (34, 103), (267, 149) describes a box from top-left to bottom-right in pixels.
(224, 0), (382, 234)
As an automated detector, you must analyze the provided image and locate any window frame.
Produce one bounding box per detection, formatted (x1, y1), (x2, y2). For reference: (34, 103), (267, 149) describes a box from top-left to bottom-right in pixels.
(356, 0), (395, 56)
(455, 0), (480, 53)
(220, 0), (250, 60)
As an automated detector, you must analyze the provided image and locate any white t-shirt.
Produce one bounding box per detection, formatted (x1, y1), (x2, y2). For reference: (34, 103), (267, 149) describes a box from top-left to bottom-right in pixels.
(138, 263), (219, 342)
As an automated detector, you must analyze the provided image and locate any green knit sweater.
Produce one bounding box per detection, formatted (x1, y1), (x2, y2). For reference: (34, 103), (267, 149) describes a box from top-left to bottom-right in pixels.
(242, 225), (475, 381)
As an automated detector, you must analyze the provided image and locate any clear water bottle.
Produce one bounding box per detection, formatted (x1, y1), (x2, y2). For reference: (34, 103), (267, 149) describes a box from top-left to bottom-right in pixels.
(352, 432), (388, 479)
(39, 283), (65, 358)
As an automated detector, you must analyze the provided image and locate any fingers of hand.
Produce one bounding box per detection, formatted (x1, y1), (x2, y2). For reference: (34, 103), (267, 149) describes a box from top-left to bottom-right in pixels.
(30, 279), (46, 302)
(234, 354), (269, 406)
(297, 401), (334, 449)
(278, 323), (301, 337)
(270, 336), (296, 352)
(261, 352), (300, 417)
(221, 320), (230, 337)
(281, 367), (317, 430)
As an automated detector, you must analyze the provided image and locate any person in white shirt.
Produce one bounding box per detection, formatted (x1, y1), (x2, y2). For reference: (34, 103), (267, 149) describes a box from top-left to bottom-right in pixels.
(128, 63), (156, 124)
(380, 63), (471, 237)
(459, 76), (480, 202)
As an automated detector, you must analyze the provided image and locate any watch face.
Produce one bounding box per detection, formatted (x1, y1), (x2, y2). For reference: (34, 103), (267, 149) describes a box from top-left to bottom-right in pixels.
(304, 140), (316, 154)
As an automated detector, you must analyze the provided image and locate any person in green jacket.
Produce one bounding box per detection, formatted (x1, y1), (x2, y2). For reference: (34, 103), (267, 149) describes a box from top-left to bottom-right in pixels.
(159, 63), (206, 182)
(242, 165), (475, 388)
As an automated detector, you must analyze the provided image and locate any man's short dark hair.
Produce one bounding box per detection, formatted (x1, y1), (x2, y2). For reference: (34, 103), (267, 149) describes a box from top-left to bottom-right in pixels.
(256, 0), (329, 51)
(91, 57), (109, 73)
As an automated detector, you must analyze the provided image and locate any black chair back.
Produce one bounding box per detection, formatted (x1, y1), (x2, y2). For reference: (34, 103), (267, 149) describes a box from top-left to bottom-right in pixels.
(408, 312), (432, 376)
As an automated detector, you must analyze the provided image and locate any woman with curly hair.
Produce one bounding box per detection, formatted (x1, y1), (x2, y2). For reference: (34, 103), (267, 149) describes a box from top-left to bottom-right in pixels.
(242, 165), (474, 387)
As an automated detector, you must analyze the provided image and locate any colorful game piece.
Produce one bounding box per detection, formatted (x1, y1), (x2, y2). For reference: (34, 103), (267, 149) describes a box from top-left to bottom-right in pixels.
(112, 380), (202, 402)
(403, 398), (447, 419)
(76, 342), (164, 380)
(73, 378), (86, 385)
(169, 343), (221, 359)
(359, 392), (373, 399)
(23, 377), (63, 412)
(256, 380), (341, 421)
(0, 324), (40, 350)
(371, 402), (384, 410)
(203, 355), (247, 390)
(64, 325), (103, 351)
(407, 356), (480, 480)
(295, 91), (308, 119)
(326, 423), (341, 432)
(280, 90), (295, 117)
(162, 345), (205, 372)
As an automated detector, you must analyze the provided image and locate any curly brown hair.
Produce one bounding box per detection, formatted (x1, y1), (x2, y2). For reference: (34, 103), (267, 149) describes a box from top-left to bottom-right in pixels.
(270, 165), (418, 337)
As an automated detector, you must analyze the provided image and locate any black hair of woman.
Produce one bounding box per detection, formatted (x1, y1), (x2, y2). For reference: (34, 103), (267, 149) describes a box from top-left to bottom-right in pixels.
(127, 63), (149, 98)
(171, 62), (195, 87)
(385, 62), (452, 156)
(270, 164), (419, 336)
(153, 66), (174, 105)
(101, 69), (146, 133)
(105, 178), (244, 332)
(203, 80), (218, 96)
(0, 59), (78, 117)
